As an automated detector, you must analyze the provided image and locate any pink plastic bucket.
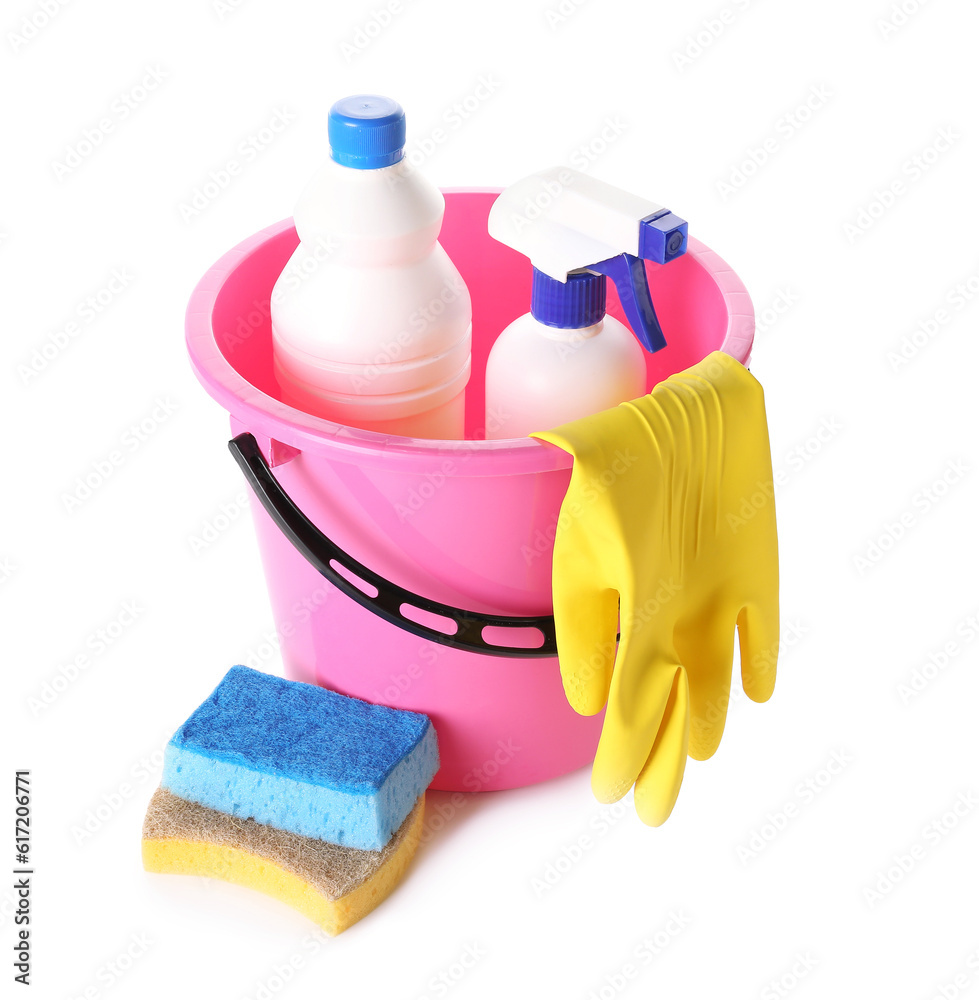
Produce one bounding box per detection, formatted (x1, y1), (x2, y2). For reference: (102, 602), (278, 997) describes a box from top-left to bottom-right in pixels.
(185, 189), (754, 792)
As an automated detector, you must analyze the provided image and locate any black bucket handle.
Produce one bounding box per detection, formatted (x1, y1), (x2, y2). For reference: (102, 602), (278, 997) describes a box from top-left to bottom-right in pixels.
(229, 433), (557, 658)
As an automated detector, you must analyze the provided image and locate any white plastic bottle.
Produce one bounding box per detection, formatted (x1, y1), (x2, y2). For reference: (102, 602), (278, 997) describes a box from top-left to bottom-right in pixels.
(271, 96), (472, 439)
(484, 167), (689, 439)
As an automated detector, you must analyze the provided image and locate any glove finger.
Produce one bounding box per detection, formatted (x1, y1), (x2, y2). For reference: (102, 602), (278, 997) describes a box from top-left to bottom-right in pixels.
(738, 596), (780, 703)
(531, 419), (635, 717)
(548, 494), (619, 716)
(673, 614), (736, 761)
(555, 584), (620, 716)
(590, 650), (679, 805)
(737, 465), (779, 702)
(634, 668), (690, 826)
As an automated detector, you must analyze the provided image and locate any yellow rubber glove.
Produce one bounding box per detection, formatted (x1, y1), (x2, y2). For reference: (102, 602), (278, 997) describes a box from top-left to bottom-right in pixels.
(531, 351), (779, 826)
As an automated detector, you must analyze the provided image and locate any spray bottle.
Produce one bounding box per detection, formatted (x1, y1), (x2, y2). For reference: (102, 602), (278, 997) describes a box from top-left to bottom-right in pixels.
(484, 167), (687, 439)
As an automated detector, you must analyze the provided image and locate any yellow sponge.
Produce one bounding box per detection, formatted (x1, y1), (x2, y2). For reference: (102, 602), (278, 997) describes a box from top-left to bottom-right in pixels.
(142, 787), (424, 935)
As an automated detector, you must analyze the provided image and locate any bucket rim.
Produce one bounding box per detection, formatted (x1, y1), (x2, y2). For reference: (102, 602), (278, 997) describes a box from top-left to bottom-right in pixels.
(185, 198), (753, 475)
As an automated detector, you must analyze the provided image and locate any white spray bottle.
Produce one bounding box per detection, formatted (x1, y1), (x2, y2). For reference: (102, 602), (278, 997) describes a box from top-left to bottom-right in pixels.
(484, 167), (688, 439)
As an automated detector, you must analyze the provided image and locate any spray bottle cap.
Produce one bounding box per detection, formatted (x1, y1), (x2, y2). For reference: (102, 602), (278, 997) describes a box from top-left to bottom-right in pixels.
(328, 95), (406, 169)
(531, 269), (606, 328)
(487, 168), (688, 351)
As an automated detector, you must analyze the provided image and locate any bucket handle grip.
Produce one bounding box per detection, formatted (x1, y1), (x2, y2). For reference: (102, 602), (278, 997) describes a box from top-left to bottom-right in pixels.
(229, 433), (558, 658)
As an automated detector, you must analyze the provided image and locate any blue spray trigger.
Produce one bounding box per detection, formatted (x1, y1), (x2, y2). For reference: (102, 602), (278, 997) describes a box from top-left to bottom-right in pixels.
(588, 253), (668, 354)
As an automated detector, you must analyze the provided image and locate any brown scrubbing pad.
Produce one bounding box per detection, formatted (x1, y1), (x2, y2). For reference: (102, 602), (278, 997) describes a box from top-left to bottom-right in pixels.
(142, 786), (424, 935)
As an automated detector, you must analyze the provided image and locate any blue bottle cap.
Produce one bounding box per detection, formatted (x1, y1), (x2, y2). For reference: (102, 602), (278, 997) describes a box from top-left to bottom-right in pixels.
(328, 95), (406, 169)
(530, 268), (607, 329)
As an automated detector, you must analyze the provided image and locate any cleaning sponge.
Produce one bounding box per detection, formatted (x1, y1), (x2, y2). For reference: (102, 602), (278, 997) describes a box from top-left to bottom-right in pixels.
(162, 666), (439, 850)
(142, 787), (424, 936)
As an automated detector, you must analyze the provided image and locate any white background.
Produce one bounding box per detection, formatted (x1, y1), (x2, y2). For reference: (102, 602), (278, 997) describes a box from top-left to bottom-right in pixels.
(4, 0), (979, 997)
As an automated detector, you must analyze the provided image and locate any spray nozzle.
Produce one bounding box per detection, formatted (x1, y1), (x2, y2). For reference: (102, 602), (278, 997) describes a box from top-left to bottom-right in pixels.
(487, 168), (688, 352)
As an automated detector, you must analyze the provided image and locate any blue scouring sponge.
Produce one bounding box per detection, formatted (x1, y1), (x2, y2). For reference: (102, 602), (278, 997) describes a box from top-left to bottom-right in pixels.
(162, 666), (439, 851)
